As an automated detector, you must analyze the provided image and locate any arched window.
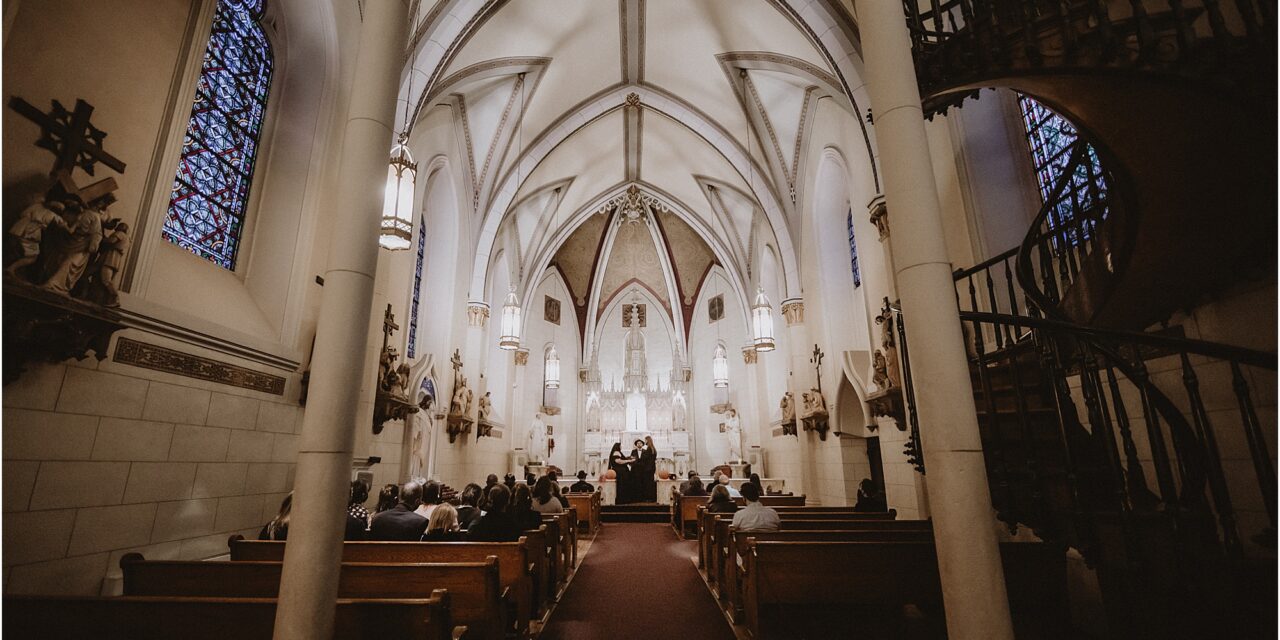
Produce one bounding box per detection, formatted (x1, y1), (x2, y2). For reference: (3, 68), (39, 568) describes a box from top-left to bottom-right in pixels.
(407, 216), (426, 358)
(163, 0), (274, 269)
(845, 207), (861, 288)
(1017, 94), (1108, 238)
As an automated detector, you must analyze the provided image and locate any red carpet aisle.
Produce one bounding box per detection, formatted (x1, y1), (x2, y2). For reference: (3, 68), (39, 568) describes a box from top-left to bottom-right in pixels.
(539, 523), (736, 640)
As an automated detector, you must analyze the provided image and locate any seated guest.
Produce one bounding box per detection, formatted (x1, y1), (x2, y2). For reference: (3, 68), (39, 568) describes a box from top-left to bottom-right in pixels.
(705, 471), (723, 493)
(373, 484), (399, 514)
(503, 473), (517, 491)
(510, 484), (543, 531)
(720, 474), (742, 498)
(423, 503), (463, 541)
(569, 470), (594, 493)
(679, 471), (707, 496)
(548, 472), (570, 508)
(479, 474), (500, 510)
(415, 481), (441, 519)
(370, 481), (428, 541)
(746, 473), (764, 496)
(706, 484), (738, 514)
(532, 476), (565, 514)
(731, 483), (780, 532)
(524, 472), (537, 487)
(259, 492), (292, 540)
(348, 480), (370, 526)
(344, 513), (367, 541)
(468, 484), (522, 542)
(853, 478), (888, 512)
(455, 483), (483, 530)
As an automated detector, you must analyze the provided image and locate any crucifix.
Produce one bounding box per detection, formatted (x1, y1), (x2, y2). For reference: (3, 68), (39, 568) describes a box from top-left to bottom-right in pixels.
(380, 304), (399, 352)
(810, 344), (825, 394)
(9, 97), (127, 180)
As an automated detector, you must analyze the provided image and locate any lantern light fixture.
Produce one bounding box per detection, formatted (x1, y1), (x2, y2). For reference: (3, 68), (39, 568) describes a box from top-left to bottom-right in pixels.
(751, 286), (776, 352)
(712, 343), (729, 388)
(499, 287), (522, 350)
(379, 135), (416, 251)
(545, 345), (560, 389)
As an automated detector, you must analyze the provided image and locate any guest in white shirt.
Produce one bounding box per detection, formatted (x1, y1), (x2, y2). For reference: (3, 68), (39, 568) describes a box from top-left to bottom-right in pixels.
(731, 482), (780, 532)
(720, 474), (742, 498)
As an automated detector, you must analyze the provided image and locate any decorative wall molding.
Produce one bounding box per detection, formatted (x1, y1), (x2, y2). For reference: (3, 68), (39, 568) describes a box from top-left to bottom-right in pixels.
(114, 337), (287, 395)
(868, 194), (888, 241)
(742, 347), (758, 364)
(467, 302), (490, 327)
(782, 299), (804, 325)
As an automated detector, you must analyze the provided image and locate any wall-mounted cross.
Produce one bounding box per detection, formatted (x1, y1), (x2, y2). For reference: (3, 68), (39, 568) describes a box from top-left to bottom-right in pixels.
(380, 304), (399, 353)
(9, 97), (126, 179)
(810, 344), (825, 394)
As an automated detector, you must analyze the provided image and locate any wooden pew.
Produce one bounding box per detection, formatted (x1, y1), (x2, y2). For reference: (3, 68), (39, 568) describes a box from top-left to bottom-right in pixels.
(742, 541), (1068, 639)
(565, 491), (600, 533)
(542, 510), (576, 581)
(539, 514), (564, 595)
(120, 554), (502, 640)
(3, 593), (460, 640)
(757, 495), (806, 507)
(697, 507), (898, 574)
(520, 525), (551, 615)
(721, 527), (936, 622)
(229, 537), (533, 639)
(711, 514), (911, 588)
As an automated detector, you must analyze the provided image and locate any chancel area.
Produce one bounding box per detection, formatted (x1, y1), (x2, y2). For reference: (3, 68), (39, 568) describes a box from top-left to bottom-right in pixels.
(1, 0), (1276, 638)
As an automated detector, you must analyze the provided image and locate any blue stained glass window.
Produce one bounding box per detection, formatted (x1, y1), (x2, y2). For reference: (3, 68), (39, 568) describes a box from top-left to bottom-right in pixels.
(1016, 94), (1108, 238)
(846, 209), (861, 288)
(407, 217), (425, 358)
(163, 0), (273, 269)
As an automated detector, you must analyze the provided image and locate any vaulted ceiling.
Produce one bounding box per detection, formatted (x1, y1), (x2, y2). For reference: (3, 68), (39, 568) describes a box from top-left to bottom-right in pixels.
(400, 0), (870, 347)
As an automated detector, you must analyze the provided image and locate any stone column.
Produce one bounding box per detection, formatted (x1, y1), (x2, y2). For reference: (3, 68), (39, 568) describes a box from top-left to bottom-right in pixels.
(781, 299), (821, 505)
(852, 1), (1014, 637)
(742, 346), (767, 464)
(272, 1), (409, 638)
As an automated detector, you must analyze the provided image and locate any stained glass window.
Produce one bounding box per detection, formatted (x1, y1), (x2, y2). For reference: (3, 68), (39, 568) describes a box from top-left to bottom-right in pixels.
(163, 0), (273, 269)
(407, 216), (425, 358)
(846, 209), (861, 288)
(1017, 94), (1108, 239)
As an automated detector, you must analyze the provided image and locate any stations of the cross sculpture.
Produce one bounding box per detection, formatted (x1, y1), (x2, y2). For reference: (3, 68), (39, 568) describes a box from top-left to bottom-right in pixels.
(799, 344), (830, 440)
(3, 96), (130, 385)
(372, 304), (418, 435)
(446, 348), (475, 443)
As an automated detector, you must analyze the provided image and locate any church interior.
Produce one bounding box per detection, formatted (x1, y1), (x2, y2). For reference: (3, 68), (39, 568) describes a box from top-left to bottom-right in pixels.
(1, 0), (1276, 638)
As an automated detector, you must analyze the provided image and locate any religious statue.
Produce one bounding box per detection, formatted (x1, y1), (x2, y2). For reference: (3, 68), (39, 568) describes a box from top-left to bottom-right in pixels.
(408, 418), (426, 479)
(451, 377), (469, 415)
(780, 391), (796, 423)
(6, 197), (68, 277)
(478, 392), (492, 422)
(90, 221), (129, 307)
(875, 297), (903, 389)
(724, 407), (744, 463)
(528, 413), (549, 462)
(42, 196), (107, 295)
(801, 387), (828, 419)
(672, 390), (687, 431)
(378, 347), (401, 392)
(872, 349), (891, 391)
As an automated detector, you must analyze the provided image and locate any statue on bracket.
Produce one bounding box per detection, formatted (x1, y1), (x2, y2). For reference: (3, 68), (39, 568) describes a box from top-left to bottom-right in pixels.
(3, 96), (131, 385)
(800, 387), (830, 440)
(371, 304), (418, 435)
(445, 349), (473, 443)
(478, 391), (492, 422)
(868, 297), (908, 429)
(779, 391), (797, 436)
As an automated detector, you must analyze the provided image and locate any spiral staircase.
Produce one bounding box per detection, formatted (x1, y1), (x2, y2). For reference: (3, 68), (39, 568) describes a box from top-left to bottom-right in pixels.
(893, 2), (1277, 635)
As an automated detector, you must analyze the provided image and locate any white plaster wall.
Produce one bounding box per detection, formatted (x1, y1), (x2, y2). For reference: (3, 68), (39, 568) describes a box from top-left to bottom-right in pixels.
(688, 270), (754, 471)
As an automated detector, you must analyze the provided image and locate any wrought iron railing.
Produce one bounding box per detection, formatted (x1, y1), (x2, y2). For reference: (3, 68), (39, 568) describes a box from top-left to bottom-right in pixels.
(904, 0), (1275, 114)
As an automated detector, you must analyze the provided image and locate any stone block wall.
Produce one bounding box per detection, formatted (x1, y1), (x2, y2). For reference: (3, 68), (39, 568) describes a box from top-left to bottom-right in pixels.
(3, 331), (301, 595)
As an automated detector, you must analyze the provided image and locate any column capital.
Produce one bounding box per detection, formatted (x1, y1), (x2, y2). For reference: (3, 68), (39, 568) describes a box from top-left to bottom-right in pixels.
(467, 302), (490, 327)
(742, 347), (758, 364)
(781, 298), (804, 326)
(514, 348), (529, 366)
(867, 194), (889, 241)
